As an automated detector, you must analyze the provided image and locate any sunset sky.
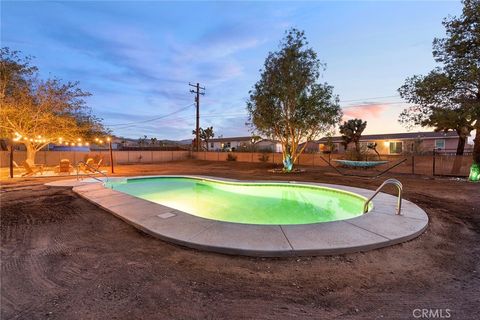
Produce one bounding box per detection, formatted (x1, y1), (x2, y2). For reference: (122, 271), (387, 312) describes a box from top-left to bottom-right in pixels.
(2, 1), (463, 140)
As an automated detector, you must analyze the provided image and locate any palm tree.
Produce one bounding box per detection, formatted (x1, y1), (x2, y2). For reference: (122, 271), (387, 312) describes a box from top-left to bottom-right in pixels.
(150, 137), (157, 146)
(138, 135), (147, 147)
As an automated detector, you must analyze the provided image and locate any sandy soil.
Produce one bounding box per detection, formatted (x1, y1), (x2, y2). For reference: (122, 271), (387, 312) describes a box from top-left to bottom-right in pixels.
(1, 160), (479, 320)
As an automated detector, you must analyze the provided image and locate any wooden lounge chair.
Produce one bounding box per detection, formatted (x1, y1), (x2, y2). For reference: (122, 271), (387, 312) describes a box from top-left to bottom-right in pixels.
(88, 158), (102, 171)
(78, 158), (102, 173)
(55, 159), (74, 175)
(21, 159), (44, 177)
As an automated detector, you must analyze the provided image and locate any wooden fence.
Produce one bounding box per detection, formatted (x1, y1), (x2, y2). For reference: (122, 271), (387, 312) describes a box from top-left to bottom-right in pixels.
(0, 150), (190, 167)
(190, 151), (473, 177)
(0, 150), (472, 177)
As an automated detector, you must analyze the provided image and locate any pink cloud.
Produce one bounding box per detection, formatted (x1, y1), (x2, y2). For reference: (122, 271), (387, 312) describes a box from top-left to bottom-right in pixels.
(342, 104), (387, 121)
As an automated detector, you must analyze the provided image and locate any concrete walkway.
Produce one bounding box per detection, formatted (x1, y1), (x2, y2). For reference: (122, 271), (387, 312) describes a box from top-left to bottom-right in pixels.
(53, 176), (428, 257)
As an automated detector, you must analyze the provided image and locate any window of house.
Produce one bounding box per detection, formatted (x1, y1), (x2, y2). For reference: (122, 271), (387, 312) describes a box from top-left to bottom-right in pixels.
(389, 141), (403, 154)
(211, 142), (214, 148)
(225, 142), (231, 148)
(435, 139), (445, 150)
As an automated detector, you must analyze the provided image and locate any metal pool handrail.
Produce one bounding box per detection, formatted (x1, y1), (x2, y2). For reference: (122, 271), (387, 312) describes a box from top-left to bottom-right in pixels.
(76, 161), (109, 183)
(363, 178), (403, 215)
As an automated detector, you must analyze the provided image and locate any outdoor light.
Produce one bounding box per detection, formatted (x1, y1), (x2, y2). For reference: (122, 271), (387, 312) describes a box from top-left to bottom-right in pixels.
(469, 164), (480, 182)
(13, 132), (22, 141)
(85, 142), (90, 146)
(383, 141), (389, 147)
(95, 138), (99, 142)
(77, 138), (81, 142)
(107, 137), (111, 142)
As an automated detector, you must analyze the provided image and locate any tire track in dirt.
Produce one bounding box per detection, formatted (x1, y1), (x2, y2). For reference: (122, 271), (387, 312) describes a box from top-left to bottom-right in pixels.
(1, 164), (480, 320)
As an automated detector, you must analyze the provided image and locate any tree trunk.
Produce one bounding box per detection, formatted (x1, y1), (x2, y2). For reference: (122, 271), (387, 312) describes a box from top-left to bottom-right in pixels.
(283, 151), (293, 172)
(451, 134), (466, 174)
(281, 142), (293, 172)
(455, 134), (466, 156)
(354, 140), (360, 153)
(25, 143), (36, 163)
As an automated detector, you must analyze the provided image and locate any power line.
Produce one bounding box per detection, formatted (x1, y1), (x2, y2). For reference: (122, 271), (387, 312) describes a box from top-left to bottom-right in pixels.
(342, 101), (406, 109)
(105, 103), (195, 128)
(106, 97), (407, 131)
(110, 101), (409, 130)
(340, 95), (400, 103)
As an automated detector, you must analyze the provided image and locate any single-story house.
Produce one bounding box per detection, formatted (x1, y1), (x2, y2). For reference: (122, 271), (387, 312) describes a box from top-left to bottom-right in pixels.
(317, 131), (473, 155)
(255, 139), (283, 153)
(298, 141), (321, 153)
(208, 136), (255, 151)
(207, 136), (283, 152)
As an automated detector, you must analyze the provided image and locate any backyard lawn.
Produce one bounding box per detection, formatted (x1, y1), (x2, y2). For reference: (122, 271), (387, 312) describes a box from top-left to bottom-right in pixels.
(1, 160), (479, 319)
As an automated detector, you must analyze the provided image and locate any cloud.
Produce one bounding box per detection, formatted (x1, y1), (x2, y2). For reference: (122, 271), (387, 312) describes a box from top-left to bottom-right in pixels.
(3, 1), (291, 139)
(342, 103), (387, 120)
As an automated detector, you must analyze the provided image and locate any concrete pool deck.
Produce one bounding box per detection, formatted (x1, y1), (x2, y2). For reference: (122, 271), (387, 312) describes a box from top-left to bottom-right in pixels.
(47, 175), (428, 257)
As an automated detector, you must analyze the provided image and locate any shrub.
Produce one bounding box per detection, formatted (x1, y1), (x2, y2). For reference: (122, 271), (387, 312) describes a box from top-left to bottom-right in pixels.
(226, 153), (237, 161)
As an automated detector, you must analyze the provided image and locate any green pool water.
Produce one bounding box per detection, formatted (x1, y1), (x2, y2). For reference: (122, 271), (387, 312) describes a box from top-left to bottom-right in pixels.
(106, 177), (369, 225)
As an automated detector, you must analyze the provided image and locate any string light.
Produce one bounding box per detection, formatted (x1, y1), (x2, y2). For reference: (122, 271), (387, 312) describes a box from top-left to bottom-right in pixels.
(11, 133), (112, 147)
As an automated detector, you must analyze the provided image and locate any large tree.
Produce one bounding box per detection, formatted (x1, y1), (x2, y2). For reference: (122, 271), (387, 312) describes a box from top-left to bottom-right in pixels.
(339, 118), (367, 154)
(247, 28), (342, 171)
(0, 48), (106, 162)
(399, 72), (475, 155)
(398, 0), (479, 181)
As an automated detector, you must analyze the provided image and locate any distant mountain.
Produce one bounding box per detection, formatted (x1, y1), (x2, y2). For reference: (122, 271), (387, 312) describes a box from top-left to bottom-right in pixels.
(113, 136), (192, 146)
(176, 139), (193, 145)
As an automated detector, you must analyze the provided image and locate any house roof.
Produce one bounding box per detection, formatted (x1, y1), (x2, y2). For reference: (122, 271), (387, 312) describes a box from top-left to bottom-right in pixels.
(209, 136), (256, 143)
(317, 131), (459, 143)
(256, 139), (281, 144)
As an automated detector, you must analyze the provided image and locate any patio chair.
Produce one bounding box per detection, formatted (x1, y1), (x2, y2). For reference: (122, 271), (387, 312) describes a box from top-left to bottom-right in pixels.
(54, 159), (74, 175)
(91, 158), (103, 171)
(21, 159), (44, 177)
(78, 158), (102, 173)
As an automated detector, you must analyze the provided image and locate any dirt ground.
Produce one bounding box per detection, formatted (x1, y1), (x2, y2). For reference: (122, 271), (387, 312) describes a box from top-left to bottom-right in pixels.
(1, 160), (479, 320)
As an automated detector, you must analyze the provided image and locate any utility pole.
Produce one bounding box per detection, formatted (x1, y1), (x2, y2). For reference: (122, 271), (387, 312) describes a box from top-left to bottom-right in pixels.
(189, 82), (205, 152)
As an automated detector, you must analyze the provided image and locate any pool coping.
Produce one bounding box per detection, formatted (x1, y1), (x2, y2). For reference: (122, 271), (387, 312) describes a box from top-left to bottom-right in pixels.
(53, 175), (429, 257)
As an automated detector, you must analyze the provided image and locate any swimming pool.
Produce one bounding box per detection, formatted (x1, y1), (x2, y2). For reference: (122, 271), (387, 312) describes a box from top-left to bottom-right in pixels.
(105, 176), (371, 225)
